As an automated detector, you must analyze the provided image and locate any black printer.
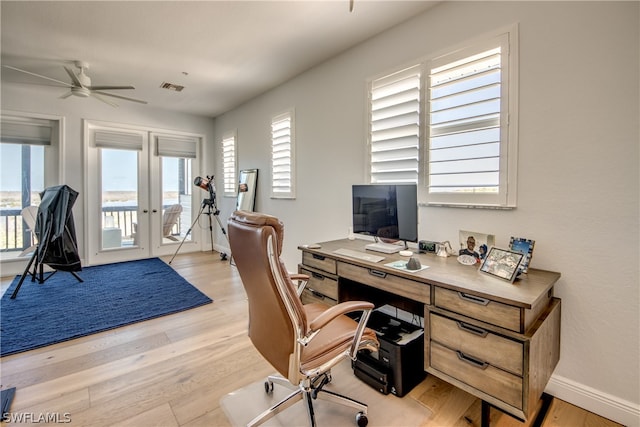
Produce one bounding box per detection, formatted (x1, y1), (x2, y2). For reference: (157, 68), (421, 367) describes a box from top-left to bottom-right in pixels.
(352, 308), (426, 397)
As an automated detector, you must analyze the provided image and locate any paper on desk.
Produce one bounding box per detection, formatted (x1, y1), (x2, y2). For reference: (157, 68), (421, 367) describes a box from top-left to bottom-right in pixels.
(384, 261), (429, 272)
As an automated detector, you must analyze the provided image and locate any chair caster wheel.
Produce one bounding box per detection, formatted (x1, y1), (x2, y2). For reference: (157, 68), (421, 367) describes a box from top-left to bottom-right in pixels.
(356, 412), (368, 427)
(264, 380), (274, 394)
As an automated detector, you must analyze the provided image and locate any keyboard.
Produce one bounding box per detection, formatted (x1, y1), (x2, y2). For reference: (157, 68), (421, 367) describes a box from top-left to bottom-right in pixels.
(365, 242), (403, 254)
(333, 248), (385, 263)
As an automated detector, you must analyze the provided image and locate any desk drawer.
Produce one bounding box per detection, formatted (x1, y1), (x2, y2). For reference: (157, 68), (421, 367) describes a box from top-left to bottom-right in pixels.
(301, 288), (337, 306)
(338, 262), (430, 303)
(430, 313), (523, 376)
(302, 252), (337, 274)
(299, 267), (338, 300)
(434, 287), (521, 332)
(430, 341), (523, 410)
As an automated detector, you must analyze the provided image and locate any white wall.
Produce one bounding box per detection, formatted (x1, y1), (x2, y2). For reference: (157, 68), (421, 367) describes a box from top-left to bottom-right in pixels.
(212, 2), (639, 425)
(1, 83), (216, 275)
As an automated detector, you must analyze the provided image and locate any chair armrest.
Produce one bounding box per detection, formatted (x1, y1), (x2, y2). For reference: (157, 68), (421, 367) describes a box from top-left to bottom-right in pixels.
(308, 301), (374, 332)
(289, 273), (309, 296)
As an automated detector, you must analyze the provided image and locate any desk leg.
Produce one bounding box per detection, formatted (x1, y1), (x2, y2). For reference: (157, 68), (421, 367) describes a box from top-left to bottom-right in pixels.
(480, 393), (553, 427)
(481, 400), (491, 427)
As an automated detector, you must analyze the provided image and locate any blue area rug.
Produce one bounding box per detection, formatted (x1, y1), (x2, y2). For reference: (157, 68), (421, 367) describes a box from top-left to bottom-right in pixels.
(0, 258), (212, 357)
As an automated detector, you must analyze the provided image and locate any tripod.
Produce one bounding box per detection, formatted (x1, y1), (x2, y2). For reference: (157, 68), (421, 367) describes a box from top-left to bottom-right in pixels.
(169, 197), (229, 264)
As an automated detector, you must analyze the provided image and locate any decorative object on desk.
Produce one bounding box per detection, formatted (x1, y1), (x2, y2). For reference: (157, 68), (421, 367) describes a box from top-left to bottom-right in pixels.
(236, 168), (258, 211)
(509, 237), (535, 274)
(348, 226), (356, 240)
(457, 254), (478, 265)
(0, 258), (212, 356)
(384, 260), (429, 272)
(220, 359), (432, 427)
(406, 257), (421, 270)
(436, 241), (453, 257)
(458, 230), (495, 261)
(479, 247), (525, 283)
(399, 250), (413, 257)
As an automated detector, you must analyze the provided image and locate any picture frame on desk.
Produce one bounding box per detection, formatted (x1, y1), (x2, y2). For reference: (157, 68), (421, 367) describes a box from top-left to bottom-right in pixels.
(509, 237), (535, 274)
(479, 247), (525, 283)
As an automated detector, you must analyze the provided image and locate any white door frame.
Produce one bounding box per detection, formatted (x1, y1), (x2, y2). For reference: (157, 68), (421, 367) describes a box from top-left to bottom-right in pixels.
(83, 120), (203, 266)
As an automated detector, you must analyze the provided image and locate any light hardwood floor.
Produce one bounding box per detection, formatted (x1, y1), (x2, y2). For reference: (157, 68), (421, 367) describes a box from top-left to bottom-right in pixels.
(0, 252), (622, 427)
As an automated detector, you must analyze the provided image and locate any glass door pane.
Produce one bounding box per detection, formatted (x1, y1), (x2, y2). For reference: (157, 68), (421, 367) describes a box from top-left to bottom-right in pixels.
(101, 148), (138, 250)
(160, 156), (192, 244)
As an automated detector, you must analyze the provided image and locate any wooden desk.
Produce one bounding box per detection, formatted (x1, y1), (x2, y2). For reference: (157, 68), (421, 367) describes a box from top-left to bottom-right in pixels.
(298, 239), (561, 423)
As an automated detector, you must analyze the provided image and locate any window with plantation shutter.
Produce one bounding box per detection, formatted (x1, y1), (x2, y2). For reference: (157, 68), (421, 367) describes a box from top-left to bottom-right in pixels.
(426, 32), (517, 207)
(221, 132), (237, 196)
(271, 111), (295, 199)
(369, 65), (421, 184)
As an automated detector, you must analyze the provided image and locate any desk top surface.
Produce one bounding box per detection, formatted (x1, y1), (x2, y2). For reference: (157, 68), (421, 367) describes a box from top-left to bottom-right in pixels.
(299, 239), (561, 309)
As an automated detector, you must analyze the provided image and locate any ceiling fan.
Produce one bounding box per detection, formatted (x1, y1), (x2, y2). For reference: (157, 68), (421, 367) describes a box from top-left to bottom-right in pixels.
(2, 60), (148, 107)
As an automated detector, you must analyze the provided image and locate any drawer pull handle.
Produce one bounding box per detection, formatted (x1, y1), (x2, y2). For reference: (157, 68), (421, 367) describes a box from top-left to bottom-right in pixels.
(311, 272), (325, 280)
(457, 321), (489, 338)
(369, 269), (387, 279)
(310, 289), (325, 299)
(457, 292), (490, 306)
(456, 351), (489, 370)
(312, 254), (326, 260)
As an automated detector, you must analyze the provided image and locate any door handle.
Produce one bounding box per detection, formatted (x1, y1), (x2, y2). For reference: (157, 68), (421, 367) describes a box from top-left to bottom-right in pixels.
(152, 209), (158, 213)
(143, 209), (149, 213)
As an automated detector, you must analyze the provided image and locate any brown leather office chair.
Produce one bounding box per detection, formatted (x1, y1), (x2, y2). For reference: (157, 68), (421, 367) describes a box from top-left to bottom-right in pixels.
(228, 211), (379, 427)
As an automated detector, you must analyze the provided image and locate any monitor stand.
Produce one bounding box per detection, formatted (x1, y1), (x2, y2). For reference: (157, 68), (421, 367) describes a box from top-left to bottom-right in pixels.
(365, 241), (403, 254)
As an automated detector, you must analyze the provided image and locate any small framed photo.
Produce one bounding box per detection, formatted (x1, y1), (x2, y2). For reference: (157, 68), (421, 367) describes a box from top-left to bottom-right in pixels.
(458, 230), (495, 261)
(509, 237), (535, 274)
(479, 247), (525, 283)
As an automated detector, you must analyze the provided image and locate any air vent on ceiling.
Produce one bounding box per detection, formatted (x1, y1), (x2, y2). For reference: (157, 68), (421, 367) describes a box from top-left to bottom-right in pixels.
(160, 82), (185, 92)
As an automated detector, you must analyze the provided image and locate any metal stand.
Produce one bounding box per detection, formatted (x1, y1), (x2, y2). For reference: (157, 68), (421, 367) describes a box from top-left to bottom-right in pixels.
(169, 198), (229, 264)
(11, 246), (83, 299)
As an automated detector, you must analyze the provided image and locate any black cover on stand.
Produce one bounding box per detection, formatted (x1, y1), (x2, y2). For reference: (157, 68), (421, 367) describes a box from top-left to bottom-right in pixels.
(10, 185), (82, 299)
(35, 185), (81, 272)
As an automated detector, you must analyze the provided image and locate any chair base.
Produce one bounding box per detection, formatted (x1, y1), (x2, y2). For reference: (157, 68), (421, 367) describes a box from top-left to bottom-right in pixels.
(248, 373), (369, 427)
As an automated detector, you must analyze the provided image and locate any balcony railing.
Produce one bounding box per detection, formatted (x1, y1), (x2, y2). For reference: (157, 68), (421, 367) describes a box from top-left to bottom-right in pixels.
(0, 205), (181, 252)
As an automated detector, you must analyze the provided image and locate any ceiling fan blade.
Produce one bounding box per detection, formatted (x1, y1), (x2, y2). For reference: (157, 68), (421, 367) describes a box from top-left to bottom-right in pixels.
(3, 65), (72, 87)
(59, 91), (73, 99)
(89, 85), (135, 91)
(91, 92), (119, 107)
(64, 66), (83, 87)
(93, 90), (148, 104)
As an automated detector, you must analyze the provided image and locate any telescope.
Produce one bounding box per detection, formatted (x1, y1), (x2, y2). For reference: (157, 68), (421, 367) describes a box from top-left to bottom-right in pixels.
(194, 175), (216, 203)
(171, 174), (228, 263)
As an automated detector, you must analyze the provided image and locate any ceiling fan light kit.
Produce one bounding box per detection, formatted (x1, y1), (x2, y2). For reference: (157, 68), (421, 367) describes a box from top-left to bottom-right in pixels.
(3, 60), (147, 107)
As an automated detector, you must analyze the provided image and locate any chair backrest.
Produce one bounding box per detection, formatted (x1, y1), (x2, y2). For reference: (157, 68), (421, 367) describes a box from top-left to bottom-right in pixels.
(228, 211), (307, 380)
(21, 206), (38, 233)
(162, 204), (183, 237)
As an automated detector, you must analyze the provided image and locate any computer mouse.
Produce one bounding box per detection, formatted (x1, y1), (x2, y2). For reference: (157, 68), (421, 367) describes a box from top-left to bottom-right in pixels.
(406, 257), (421, 271)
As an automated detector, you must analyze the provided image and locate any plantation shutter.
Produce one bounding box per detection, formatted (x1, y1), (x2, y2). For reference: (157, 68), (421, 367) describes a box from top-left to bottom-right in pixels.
(222, 133), (236, 196)
(271, 112), (295, 198)
(369, 65), (421, 184)
(155, 135), (197, 158)
(424, 28), (519, 208)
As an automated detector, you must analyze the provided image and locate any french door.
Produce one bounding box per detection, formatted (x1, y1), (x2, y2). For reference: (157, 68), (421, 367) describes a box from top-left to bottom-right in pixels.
(85, 121), (202, 265)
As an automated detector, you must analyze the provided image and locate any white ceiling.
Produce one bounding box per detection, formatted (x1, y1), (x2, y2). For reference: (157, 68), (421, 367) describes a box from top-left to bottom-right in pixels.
(1, 1), (438, 118)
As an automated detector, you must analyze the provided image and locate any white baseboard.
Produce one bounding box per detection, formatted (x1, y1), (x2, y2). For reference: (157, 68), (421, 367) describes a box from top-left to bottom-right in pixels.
(546, 374), (640, 427)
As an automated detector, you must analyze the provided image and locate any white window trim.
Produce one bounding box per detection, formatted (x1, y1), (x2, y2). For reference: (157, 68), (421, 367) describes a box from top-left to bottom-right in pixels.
(423, 28), (519, 208)
(270, 109), (296, 199)
(366, 25), (519, 209)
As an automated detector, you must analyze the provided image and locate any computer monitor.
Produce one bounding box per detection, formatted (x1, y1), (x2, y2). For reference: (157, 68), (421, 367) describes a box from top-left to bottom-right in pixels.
(352, 184), (418, 244)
